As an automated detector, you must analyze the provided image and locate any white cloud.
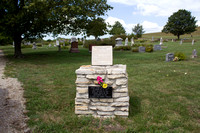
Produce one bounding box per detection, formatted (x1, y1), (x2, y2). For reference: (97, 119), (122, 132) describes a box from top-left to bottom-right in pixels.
(109, 0), (200, 17)
(197, 21), (200, 26)
(106, 16), (162, 33)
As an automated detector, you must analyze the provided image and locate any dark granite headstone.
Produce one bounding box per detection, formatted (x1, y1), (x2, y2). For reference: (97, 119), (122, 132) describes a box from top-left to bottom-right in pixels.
(153, 45), (162, 51)
(166, 53), (174, 61)
(139, 46), (146, 53)
(69, 42), (80, 53)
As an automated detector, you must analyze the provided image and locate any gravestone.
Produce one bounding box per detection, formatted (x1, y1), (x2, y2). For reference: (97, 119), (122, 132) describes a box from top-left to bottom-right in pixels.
(153, 45), (162, 51)
(75, 46), (129, 118)
(115, 38), (123, 47)
(139, 46), (146, 53)
(180, 39), (183, 45)
(125, 38), (128, 46)
(56, 40), (59, 46)
(192, 39), (194, 45)
(32, 42), (37, 49)
(92, 46), (113, 65)
(152, 36), (154, 41)
(166, 53), (174, 61)
(160, 37), (163, 45)
(191, 49), (197, 58)
(131, 37), (134, 46)
(69, 37), (80, 53)
(172, 39), (174, 42)
(13, 41), (15, 47)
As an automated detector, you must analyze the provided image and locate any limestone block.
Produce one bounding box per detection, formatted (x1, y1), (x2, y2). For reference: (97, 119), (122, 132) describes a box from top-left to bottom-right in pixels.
(75, 98), (90, 103)
(99, 99), (114, 103)
(104, 79), (114, 85)
(89, 106), (97, 110)
(75, 110), (94, 115)
(76, 87), (88, 94)
(75, 105), (88, 110)
(117, 107), (129, 111)
(97, 106), (115, 111)
(113, 88), (128, 93)
(77, 75), (86, 78)
(76, 78), (91, 84)
(86, 75), (105, 79)
(97, 111), (114, 116)
(76, 93), (88, 99)
(75, 101), (88, 105)
(113, 93), (128, 98)
(90, 98), (99, 102)
(107, 74), (126, 79)
(76, 69), (94, 75)
(94, 69), (107, 74)
(116, 78), (127, 85)
(114, 96), (129, 102)
(91, 102), (110, 106)
(114, 111), (128, 116)
(111, 102), (129, 107)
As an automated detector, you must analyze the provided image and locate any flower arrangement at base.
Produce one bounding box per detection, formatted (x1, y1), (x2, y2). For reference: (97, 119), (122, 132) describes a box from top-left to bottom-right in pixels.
(97, 76), (108, 89)
(173, 56), (179, 61)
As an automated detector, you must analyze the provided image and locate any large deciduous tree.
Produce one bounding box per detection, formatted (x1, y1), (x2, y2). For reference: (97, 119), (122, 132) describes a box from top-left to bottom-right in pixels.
(109, 21), (126, 35)
(132, 23), (145, 38)
(162, 9), (197, 39)
(0, 0), (112, 58)
(85, 17), (107, 40)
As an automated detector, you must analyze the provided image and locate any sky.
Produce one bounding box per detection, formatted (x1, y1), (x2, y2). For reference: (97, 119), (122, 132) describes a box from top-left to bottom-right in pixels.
(43, 0), (200, 40)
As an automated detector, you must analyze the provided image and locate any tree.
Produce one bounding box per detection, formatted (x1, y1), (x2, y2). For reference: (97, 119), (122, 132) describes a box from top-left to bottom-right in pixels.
(85, 17), (107, 40)
(132, 24), (145, 38)
(162, 9), (197, 39)
(0, 0), (112, 58)
(109, 21), (126, 35)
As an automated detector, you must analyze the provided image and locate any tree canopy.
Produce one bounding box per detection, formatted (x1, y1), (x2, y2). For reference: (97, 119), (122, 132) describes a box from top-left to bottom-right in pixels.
(85, 17), (107, 39)
(162, 9), (197, 39)
(109, 21), (126, 35)
(132, 24), (145, 38)
(0, 0), (112, 58)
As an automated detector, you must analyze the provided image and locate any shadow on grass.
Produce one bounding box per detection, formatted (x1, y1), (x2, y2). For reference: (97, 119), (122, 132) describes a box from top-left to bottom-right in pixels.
(129, 96), (141, 117)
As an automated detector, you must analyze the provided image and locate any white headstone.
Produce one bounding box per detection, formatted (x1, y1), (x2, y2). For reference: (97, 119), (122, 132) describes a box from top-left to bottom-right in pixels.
(131, 37), (134, 46)
(192, 39), (194, 45)
(125, 38), (128, 46)
(191, 49), (197, 58)
(71, 37), (77, 42)
(49, 44), (52, 47)
(56, 40), (59, 46)
(172, 39), (174, 42)
(152, 36), (154, 41)
(92, 46), (113, 66)
(115, 38), (123, 46)
(159, 37), (163, 45)
(180, 39), (183, 45)
(32, 42), (37, 49)
(13, 41), (15, 47)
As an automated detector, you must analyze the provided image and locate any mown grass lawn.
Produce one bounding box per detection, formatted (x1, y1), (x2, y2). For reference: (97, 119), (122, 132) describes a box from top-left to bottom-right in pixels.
(1, 41), (200, 132)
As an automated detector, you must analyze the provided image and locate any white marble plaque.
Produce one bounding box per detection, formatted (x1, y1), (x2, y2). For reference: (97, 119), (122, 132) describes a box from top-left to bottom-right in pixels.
(92, 46), (113, 65)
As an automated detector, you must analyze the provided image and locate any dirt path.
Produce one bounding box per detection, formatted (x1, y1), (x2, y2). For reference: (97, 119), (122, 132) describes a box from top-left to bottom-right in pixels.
(0, 50), (30, 133)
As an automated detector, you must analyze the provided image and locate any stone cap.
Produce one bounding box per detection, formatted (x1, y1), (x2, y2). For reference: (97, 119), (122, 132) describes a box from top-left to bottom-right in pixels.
(75, 64), (127, 75)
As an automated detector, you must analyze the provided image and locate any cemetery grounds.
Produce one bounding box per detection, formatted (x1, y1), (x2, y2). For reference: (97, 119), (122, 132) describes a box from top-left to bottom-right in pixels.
(0, 33), (200, 132)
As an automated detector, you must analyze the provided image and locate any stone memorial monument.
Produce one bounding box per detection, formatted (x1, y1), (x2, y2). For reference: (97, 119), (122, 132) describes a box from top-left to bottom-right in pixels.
(191, 49), (197, 58)
(166, 53), (174, 62)
(139, 46), (146, 53)
(69, 37), (80, 53)
(115, 38), (123, 47)
(159, 37), (163, 45)
(75, 46), (129, 118)
(131, 37), (134, 46)
(153, 45), (162, 51)
(32, 42), (37, 49)
(180, 39), (183, 45)
(152, 36), (154, 41)
(192, 39), (194, 45)
(125, 38), (128, 46)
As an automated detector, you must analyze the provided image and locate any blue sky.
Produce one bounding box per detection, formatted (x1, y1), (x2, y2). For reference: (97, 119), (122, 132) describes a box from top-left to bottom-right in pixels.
(43, 0), (200, 40)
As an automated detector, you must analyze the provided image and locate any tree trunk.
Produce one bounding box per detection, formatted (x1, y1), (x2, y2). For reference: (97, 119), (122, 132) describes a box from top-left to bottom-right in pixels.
(177, 34), (180, 40)
(14, 36), (23, 58)
(58, 45), (61, 52)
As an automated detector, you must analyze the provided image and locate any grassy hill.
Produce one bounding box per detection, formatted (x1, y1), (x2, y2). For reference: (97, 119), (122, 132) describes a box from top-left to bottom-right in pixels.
(143, 27), (200, 40)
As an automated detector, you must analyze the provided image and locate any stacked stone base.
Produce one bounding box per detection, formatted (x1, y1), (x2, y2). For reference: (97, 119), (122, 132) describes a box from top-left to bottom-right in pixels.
(75, 64), (129, 118)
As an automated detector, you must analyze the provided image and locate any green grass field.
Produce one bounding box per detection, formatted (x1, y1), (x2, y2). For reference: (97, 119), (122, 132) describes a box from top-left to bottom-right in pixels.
(0, 38), (200, 132)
